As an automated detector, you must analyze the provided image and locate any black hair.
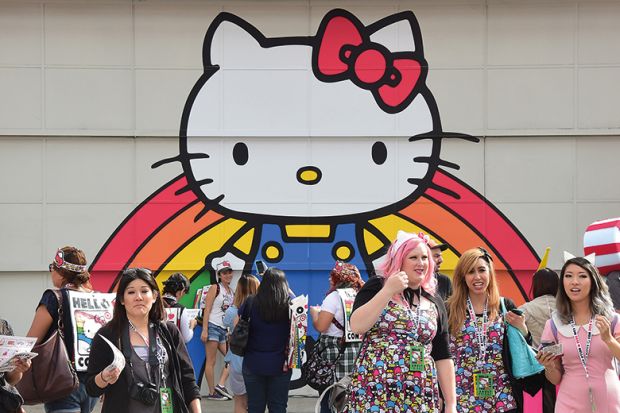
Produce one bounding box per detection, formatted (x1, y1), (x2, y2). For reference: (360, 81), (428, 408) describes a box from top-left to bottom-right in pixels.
(162, 272), (189, 295)
(556, 257), (614, 323)
(107, 268), (165, 336)
(255, 267), (290, 323)
(530, 267), (559, 299)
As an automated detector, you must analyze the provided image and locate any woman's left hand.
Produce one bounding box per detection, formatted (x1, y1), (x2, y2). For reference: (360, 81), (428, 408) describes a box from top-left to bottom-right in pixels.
(596, 315), (613, 343)
(505, 311), (528, 336)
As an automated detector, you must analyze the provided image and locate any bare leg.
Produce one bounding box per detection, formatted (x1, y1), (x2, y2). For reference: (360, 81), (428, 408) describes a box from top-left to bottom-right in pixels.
(217, 341), (230, 387)
(233, 394), (248, 413)
(204, 340), (219, 395)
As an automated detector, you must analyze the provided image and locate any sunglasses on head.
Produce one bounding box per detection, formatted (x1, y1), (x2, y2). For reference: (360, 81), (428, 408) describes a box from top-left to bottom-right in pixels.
(122, 267), (153, 279)
(48, 263), (55, 272)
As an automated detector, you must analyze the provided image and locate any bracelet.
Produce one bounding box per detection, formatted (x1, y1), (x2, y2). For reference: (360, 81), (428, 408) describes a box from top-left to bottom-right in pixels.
(100, 371), (109, 384)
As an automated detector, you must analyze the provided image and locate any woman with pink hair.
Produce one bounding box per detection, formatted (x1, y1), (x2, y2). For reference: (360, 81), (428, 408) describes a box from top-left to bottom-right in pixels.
(345, 231), (457, 413)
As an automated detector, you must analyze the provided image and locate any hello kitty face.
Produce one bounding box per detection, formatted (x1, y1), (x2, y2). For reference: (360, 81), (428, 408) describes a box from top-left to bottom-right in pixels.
(181, 10), (442, 219)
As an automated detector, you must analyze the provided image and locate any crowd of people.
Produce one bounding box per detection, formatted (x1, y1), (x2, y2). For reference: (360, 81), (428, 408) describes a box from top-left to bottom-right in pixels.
(2, 232), (620, 413)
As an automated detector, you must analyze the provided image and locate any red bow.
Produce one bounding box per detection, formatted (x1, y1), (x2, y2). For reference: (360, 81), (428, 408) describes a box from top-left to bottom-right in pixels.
(314, 13), (423, 113)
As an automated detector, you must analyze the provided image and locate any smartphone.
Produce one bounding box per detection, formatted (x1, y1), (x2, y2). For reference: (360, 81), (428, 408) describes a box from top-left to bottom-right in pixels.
(539, 342), (563, 356)
(255, 260), (266, 275)
(510, 309), (524, 316)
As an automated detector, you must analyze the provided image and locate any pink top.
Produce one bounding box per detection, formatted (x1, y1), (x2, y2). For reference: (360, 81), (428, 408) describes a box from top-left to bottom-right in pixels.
(541, 314), (620, 413)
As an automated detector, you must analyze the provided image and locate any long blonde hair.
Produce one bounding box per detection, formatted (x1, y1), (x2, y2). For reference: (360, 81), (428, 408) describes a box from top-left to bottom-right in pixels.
(447, 248), (500, 336)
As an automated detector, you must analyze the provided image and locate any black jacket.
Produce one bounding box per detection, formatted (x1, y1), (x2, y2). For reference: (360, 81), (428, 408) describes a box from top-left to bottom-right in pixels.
(501, 298), (545, 413)
(85, 321), (200, 413)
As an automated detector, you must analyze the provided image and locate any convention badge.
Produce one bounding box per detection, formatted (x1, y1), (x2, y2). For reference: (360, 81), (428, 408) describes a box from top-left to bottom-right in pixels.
(473, 373), (494, 398)
(409, 345), (425, 372)
(160, 387), (173, 413)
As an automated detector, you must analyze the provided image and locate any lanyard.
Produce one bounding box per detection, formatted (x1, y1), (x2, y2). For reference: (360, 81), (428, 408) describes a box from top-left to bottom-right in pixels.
(403, 288), (423, 338)
(466, 296), (488, 367)
(128, 320), (167, 385)
(570, 316), (596, 412)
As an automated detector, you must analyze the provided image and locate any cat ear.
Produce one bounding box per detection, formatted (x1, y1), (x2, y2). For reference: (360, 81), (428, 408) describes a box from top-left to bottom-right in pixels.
(367, 11), (424, 55)
(563, 251), (576, 263)
(203, 12), (266, 67)
(584, 253), (596, 266)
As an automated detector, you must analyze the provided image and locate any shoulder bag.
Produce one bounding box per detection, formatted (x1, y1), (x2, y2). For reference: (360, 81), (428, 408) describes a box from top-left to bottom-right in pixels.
(230, 296), (254, 356)
(17, 289), (79, 405)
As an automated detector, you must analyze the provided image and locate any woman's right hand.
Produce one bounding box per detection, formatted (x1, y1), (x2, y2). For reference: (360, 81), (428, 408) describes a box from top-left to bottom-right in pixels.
(200, 327), (208, 343)
(101, 367), (121, 385)
(536, 349), (560, 369)
(384, 271), (409, 295)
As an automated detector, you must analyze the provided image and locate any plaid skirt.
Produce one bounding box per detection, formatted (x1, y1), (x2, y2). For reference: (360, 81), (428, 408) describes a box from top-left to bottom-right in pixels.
(317, 334), (362, 381)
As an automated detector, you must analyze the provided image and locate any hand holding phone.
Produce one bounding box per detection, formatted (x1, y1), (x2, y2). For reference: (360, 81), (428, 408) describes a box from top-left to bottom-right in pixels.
(510, 309), (524, 316)
(539, 342), (563, 357)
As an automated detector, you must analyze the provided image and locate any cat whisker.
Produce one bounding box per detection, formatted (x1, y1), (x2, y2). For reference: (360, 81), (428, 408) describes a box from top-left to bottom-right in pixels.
(193, 194), (225, 223)
(428, 182), (461, 200)
(151, 152), (210, 169)
(407, 178), (461, 200)
(412, 156), (459, 170)
(152, 155), (182, 169)
(408, 131), (479, 143)
(175, 179), (214, 196)
(153, 152), (211, 169)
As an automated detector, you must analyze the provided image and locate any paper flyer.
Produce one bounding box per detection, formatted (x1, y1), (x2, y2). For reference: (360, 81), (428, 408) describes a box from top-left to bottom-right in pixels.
(0, 335), (37, 373)
(165, 307), (181, 327)
(288, 295), (308, 369)
(99, 334), (126, 372)
(68, 290), (116, 371)
(337, 288), (362, 343)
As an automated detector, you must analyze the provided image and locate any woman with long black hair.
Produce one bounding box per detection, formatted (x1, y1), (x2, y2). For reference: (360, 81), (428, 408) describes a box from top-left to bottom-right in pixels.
(85, 268), (201, 413)
(240, 267), (292, 413)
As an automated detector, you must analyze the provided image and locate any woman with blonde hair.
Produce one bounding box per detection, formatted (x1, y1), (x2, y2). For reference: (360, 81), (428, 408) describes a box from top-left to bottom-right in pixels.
(223, 274), (260, 413)
(344, 231), (456, 413)
(447, 247), (530, 413)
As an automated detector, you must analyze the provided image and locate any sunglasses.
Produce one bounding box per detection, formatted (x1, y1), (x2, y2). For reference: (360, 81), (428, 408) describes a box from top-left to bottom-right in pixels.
(48, 263), (55, 272)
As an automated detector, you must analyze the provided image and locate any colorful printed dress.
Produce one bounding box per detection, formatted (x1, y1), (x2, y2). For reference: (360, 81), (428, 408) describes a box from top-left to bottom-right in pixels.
(345, 281), (449, 413)
(449, 308), (517, 413)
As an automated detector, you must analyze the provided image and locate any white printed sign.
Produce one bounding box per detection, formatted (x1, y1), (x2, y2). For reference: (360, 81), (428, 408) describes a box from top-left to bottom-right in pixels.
(337, 288), (361, 343)
(68, 291), (116, 371)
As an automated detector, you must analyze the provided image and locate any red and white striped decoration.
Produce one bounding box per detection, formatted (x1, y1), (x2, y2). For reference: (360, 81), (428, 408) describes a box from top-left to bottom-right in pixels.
(584, 217), (620, 275)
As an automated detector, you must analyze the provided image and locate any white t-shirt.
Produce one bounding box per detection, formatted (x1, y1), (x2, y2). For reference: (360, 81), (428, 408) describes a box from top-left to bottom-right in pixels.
(208, 283), (234, 328)
(320, 291), (345, 337)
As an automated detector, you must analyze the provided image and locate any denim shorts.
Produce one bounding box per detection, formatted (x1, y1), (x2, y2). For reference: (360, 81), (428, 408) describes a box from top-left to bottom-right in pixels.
(44, 380), (98, 413)
(207, 322), (228, 343)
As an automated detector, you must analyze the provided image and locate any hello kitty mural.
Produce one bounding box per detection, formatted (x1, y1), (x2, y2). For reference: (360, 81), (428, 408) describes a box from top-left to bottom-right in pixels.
(88, 8), (540, 387)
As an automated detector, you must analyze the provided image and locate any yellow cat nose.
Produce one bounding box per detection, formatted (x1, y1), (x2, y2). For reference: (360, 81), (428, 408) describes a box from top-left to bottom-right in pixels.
(296, 166), (322, 185)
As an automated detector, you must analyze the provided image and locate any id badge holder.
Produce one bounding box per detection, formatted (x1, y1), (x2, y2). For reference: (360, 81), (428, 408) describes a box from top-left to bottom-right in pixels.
(473, 373), (494, 398)
(160, 387), (174, 413)
(409, 345), (425, 372)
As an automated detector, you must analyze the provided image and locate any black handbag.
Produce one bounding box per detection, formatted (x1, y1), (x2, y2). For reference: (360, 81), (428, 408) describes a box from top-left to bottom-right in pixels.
(229, 296), (254, 356)
(301, 338), (345, 391)
(0, 375), (24, 413)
